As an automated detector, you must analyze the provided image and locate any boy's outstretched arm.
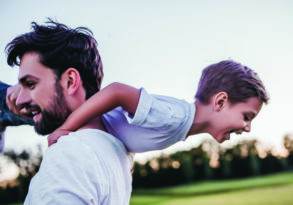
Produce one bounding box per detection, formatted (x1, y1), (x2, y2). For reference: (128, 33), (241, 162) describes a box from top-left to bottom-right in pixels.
(6, 80), (195, 152)
(56, 82), (140, 132)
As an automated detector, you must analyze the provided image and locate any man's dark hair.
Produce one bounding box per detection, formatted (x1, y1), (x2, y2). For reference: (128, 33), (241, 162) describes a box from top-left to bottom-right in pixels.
(195, 60), (269, 104)
(5, 19), (103, 99)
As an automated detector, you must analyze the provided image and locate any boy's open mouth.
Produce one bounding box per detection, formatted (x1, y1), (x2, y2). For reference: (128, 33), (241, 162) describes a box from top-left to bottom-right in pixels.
(223, 129), (242, 141)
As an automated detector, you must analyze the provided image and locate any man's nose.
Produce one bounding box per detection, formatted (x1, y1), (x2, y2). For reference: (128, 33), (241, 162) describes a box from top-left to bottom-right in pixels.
(15, 89), (31, 107)
(244, 122), (251, 132)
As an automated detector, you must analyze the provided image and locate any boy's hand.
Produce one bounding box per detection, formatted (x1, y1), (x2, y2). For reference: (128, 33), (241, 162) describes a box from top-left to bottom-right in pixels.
(48, 129), (71, 146)
(6, 84), (26, 116)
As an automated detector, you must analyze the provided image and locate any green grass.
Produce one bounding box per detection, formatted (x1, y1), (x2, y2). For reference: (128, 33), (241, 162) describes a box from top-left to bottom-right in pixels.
(8, 171), (293, 205)
(131, 171), (293, 205)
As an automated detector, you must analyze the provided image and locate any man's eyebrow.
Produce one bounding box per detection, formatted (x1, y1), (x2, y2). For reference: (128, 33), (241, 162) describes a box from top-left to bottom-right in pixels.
(19, 75), (39, 84)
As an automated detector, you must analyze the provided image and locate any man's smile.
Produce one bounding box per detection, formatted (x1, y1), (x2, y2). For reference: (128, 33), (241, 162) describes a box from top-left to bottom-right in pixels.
(24, 105), (42, 122)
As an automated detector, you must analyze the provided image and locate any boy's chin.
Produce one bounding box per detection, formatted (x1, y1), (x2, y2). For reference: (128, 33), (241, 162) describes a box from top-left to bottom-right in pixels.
(214, 134), (230, 143)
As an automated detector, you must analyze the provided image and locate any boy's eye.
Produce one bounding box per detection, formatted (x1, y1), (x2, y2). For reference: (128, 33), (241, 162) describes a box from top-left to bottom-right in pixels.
(243, 115), (250, 121)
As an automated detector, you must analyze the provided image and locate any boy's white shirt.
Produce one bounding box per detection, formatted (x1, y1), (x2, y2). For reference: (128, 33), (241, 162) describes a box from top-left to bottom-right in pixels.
(102, 88), (195, 152)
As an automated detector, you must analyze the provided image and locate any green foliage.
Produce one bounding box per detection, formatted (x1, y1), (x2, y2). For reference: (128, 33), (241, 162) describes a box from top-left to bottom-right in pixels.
(131, 172), (293, 205)
(0, 147), (42, 204)
(2, 136), (293, 204)
(133, 138), (293, 188)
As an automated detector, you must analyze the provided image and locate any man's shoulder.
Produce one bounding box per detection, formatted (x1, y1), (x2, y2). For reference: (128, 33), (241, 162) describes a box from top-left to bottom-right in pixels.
(27, 129), (132, 205)
(43, 132), (95, 167)
(26, 130), (115, 205)
(47, 129), (129, 163)
(50, 129), (122, 151)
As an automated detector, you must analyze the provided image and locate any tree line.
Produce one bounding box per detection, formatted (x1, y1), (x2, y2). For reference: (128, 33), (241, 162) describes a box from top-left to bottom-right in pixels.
(132, 135), (293, 188)
(0, 135), (293, 203)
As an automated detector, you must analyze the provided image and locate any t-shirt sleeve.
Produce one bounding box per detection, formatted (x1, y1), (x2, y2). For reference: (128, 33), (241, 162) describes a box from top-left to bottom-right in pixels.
(24, 138), (108, 205)
(103, 88), (195, 152)
(0, 82), (9, 153)
(127, 88), (194, 138)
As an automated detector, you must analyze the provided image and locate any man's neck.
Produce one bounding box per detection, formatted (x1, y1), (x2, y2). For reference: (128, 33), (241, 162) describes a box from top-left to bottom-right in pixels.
(78, 116), (106, 132)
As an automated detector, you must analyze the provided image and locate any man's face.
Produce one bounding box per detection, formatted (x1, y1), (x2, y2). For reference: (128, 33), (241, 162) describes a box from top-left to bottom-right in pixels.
(209, 97), (263, 143)
(16, 52), (71, 135)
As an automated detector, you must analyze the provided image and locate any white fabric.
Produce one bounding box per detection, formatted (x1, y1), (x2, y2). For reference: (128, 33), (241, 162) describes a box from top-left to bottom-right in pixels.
(0, 131), (4, 152)
(102, 88), (195, 152)
(24, 129), (132, 205)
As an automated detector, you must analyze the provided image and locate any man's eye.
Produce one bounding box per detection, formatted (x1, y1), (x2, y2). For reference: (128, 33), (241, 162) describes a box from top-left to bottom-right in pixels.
(25, 81), (36, 89)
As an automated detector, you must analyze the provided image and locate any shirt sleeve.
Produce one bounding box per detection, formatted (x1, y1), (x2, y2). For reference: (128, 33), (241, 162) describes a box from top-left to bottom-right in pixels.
(0, 132), (4, 152)
(0, 82), (9, 152)
(103, 88), (195, 152)
(24, 137), (108, 205)
(127, 88), (195, 138)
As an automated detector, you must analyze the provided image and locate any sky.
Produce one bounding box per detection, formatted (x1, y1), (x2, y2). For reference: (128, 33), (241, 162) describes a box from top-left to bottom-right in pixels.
(0, 0), (293, 162)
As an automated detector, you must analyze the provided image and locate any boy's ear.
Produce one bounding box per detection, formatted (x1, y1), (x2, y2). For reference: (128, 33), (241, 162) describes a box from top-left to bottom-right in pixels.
(60, 68), (81, 96)
(212, 92), (228, 111)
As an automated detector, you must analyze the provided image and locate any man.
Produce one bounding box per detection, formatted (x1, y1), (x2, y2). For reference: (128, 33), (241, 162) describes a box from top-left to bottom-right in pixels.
(6, 20), (132, 204)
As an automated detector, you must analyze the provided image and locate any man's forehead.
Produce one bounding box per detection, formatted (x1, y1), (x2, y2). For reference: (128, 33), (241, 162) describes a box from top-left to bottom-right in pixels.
(18, 52), (52, 80)
(18, 68), (39, 83)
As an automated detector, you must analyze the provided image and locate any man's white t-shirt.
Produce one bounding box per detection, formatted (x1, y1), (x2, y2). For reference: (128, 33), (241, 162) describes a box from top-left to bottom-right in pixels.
(24, 129), (132, 205)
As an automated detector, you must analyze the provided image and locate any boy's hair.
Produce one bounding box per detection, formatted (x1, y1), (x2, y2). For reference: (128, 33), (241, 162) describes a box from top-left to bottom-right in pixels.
(5, 19), (103, 99)
(195, 60), (269, 104)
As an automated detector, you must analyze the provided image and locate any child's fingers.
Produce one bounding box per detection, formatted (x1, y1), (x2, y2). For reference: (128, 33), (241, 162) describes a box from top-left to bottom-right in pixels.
(47, 130), (71, 146)
(47, 136), (57, 146)
(6, 85), (21, 115)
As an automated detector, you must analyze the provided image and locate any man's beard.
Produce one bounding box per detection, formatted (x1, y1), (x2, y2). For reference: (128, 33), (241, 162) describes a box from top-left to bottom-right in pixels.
(34, 83), (71, 135)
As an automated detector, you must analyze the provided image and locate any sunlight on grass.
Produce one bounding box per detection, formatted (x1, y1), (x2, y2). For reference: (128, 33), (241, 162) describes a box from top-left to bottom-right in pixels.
(161, 184), (293, 205)
(131, 171), (293, 205)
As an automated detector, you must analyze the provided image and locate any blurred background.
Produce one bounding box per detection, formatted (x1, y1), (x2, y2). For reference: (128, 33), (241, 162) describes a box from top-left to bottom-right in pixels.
(0, 1), (293, 204)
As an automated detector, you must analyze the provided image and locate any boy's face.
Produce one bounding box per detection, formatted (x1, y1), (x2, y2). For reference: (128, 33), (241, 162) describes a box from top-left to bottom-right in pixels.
(209, 96), (263, 143)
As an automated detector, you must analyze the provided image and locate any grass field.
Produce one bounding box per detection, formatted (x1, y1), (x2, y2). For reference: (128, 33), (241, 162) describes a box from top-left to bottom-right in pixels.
(130, 171), (293, 205)
(8, 171), (293, 205)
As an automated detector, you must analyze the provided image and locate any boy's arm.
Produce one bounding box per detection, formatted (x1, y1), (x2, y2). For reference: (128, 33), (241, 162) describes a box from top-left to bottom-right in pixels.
(50, 84), (195, 151)
(101, 89), (195, 152)
(58, 82), (140, 131)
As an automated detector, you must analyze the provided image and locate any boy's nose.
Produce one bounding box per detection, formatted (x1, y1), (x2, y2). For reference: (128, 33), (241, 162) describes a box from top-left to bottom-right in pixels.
(244, 123), (251, 132)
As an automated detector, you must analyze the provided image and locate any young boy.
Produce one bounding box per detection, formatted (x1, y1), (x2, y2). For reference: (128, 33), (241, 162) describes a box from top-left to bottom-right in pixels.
(44, 59), (269, 151)
(5, 60), (268, 153)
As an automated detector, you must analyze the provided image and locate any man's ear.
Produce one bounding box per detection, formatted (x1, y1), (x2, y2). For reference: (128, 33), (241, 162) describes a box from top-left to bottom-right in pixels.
(212, 92), (229, 112)
(60, 68), (81, 96)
